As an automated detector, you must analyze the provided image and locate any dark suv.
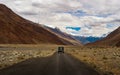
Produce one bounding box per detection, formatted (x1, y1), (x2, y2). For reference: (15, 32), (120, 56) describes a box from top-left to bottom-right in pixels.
(58, 47), (64, 53)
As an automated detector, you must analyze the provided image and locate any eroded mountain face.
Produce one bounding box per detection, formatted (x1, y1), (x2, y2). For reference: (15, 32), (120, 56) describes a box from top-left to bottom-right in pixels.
(0, 4), (82, 45)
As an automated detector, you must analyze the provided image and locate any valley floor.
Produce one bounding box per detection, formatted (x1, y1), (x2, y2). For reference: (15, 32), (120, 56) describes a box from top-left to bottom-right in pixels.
(0, 44), (56, 69)
(0, 45), (120, 75)
(66, 46), (120, 75)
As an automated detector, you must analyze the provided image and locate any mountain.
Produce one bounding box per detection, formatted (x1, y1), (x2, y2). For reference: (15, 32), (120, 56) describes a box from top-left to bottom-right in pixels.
(44, 27), (81, 45)
(0, 4), (82, 45)
(86, 27), (120, 47)
(74, 36), (103, 44)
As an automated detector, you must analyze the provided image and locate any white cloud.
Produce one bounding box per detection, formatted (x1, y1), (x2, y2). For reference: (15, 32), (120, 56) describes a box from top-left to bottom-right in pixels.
(0, 0), (120, 37)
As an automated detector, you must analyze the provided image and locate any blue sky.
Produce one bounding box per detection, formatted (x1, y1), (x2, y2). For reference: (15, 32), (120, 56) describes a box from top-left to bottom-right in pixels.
(66, 27), (81, 31)
(1, 0), (120, 37)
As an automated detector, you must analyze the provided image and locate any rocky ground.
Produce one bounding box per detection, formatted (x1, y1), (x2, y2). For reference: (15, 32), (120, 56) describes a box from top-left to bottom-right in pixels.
(66, 47), (120, 75)
(0, 45), (56, 69)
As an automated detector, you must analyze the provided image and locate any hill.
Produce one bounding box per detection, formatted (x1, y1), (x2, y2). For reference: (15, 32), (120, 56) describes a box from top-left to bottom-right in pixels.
(0, 4), (82, 45)
(86, 27), (120, 47)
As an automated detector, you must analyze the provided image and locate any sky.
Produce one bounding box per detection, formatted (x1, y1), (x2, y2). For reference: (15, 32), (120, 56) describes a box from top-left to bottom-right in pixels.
(1, 0), (120, 37)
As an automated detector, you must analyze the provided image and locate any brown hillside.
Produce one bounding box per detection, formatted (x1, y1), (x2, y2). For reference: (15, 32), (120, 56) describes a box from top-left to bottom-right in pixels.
(86, 27), (120, 47)
(44, 27), (82, 45)
(0, 4), (81, 45)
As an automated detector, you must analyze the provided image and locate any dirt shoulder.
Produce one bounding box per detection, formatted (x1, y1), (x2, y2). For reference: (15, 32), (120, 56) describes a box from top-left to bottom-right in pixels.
(0, 45), (56, 69)
(66, 47), (120, 75)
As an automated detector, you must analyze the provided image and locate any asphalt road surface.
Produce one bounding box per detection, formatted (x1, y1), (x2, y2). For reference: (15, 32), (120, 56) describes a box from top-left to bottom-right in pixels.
(0, 53), (100, 75)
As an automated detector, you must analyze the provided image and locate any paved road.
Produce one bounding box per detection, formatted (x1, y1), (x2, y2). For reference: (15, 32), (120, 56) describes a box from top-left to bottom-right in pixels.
(0, 53), (99, 75)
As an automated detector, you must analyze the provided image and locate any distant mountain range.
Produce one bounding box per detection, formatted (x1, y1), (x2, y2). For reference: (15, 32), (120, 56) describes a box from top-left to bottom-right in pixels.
(0, 4), (82, 45)
(0, 4), (119, 47)
(74, 36), (103, 44)
(86, 27), (120, 47)
(43, 26), (82, 45)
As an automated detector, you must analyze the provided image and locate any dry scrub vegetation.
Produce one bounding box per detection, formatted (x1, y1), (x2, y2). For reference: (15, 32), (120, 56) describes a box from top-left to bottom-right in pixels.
(0, 44), (56, 69)
(66, 46), (120, 75)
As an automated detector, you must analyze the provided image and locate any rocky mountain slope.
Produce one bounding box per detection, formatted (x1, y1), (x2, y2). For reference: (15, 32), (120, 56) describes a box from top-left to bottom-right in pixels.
(86, 27), (120, 47)
(0, 4), (82, 45)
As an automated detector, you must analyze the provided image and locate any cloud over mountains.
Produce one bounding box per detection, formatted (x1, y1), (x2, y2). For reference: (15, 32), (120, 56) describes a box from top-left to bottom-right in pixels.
(1, 0), (120, 37)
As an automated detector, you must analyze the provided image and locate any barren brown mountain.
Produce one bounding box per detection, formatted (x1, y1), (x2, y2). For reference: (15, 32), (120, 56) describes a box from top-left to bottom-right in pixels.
(86, 26), (120, 47)
(0, 4), (81, 45)
(44, 27), (81, 45)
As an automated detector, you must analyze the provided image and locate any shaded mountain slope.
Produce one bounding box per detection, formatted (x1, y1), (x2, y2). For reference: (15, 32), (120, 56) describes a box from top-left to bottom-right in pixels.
(86, 27), (120, 47)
